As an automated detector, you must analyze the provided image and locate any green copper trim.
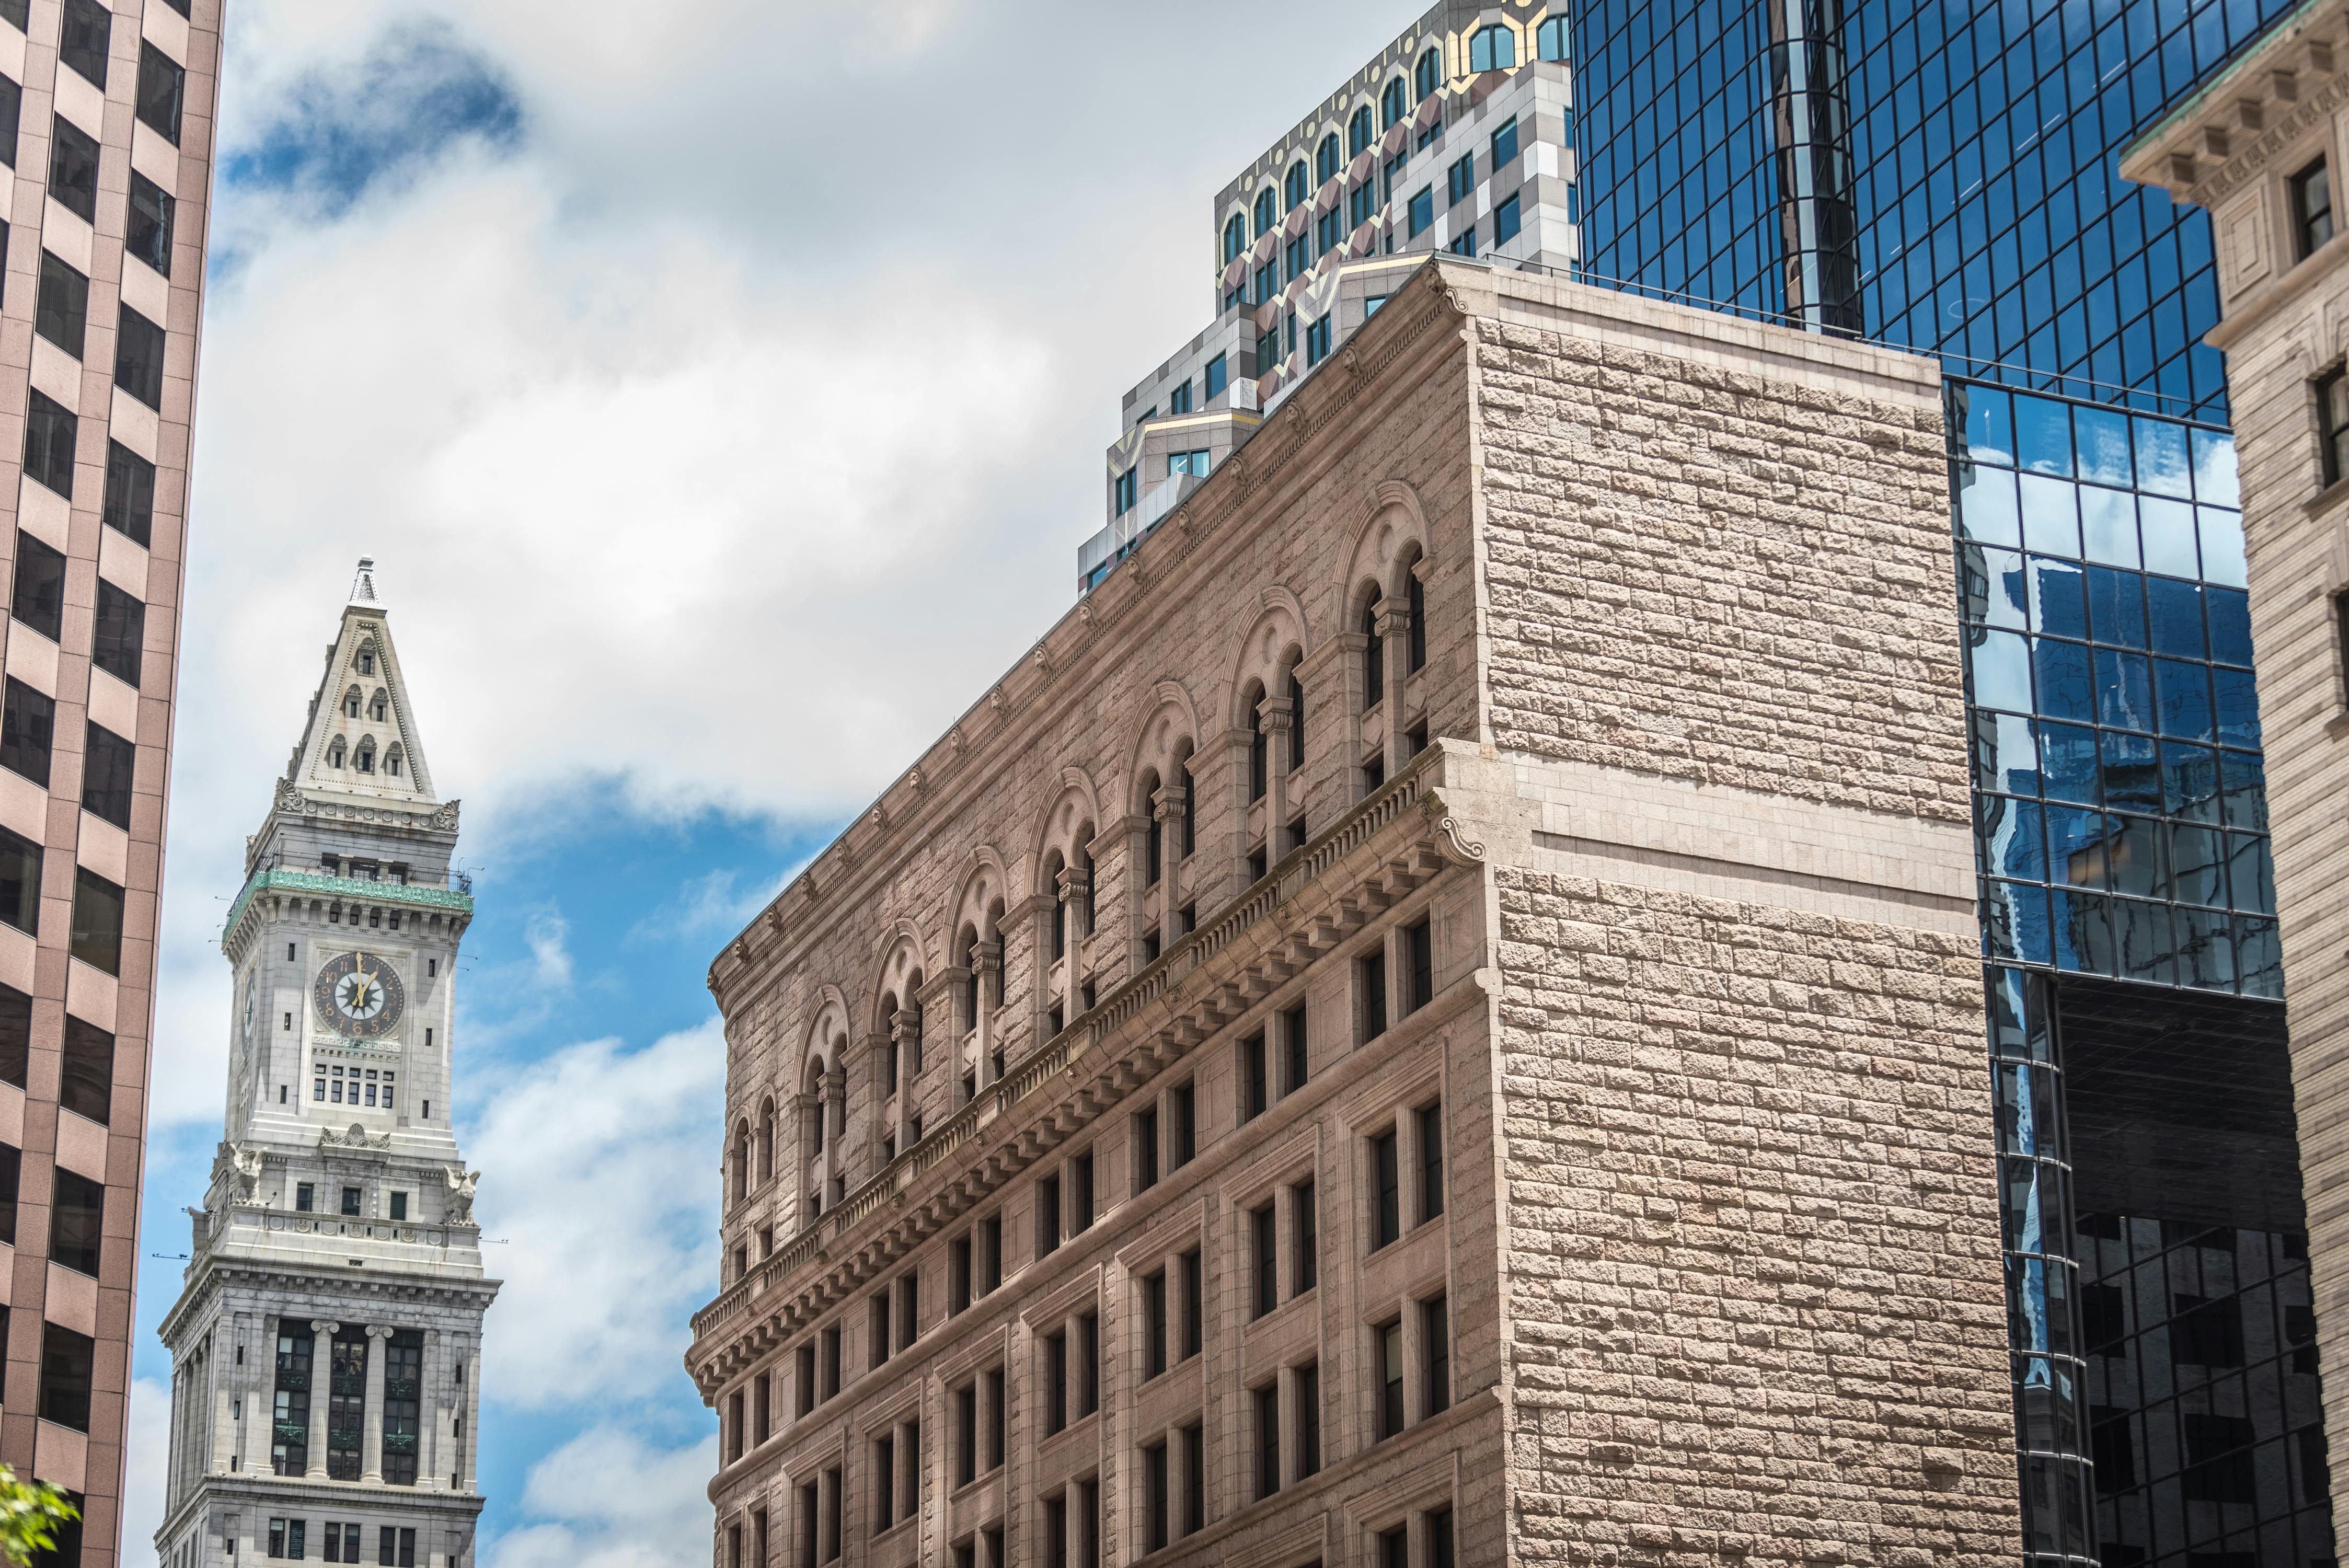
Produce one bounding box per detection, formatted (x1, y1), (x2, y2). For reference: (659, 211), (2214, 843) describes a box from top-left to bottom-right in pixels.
(222, 869), (474, 952)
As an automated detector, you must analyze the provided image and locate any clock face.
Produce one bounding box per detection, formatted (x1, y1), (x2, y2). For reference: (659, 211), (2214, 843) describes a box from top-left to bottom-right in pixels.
(241, 978), (256, 1040)
(313, 951), (406, 1040)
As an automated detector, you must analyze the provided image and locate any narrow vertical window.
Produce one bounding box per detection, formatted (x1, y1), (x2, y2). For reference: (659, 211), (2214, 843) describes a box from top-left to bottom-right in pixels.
(1070, 1151), (1093, 1233)
(1296, 1359), (1321, 1477)
(1180, 1248), (1203, 1359)
(1293, 1180), (1318, 1293)
(981, 1215), (1002, 1294)
(1251, 1202), (1278, 1319)
(1430, 1506), (1456, 1568)
(1134, 1109), (1160, 1192)
(1143, 1271), (1167, 1380)
(1170, 1081), (1195, 1168)
(1044, 1330), (1067, 1435)
(1240, 1032), (1267, 1122)
(1407, 571), (1426, 670)
(1143, 1442), (1169, 1552)
(1372, 1131), (1400, 1248)
(1377, 1320), (1406, 1437)
(1360, 949), (1389, 1042)
(954, 1382), (977, 1486)
(1362, 590), (1385, 707)
(2319, 368), (2349, 488)
(1076, 1312), (1098, 1416)
(2295, 158), (2336, 259)
(1424, 1294), (1452, 1413)
(985, 1367), (1006, 1470)
(1419, 1102), (1446, 1221)
(1254, 1383), (1281, 1500)
(1183, 1424), (1206, 1533)
(1284, 1001), (1308, 1093)
(1037, 1173), (1061, 1259)
(1406, 917), (1433, 1013)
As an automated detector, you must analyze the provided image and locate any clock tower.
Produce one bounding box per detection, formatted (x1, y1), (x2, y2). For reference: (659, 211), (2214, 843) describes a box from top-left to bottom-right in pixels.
(152, 562), (499, 1568)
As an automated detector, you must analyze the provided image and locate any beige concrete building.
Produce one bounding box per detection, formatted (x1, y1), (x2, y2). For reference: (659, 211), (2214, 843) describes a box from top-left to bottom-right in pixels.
(684, 262), (2023, 1567)
(0, 0), (221, 1561)
(2123, 4), (2349, 1534)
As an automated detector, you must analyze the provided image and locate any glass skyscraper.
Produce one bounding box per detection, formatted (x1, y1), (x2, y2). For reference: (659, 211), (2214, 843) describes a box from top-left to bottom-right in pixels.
(1567, 0), (2321, 1560)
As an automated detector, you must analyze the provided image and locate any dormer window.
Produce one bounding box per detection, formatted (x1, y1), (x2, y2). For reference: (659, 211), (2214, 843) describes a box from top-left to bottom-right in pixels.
(356, 649), (376, 676)
(355, 739), (375, 774)
(326, 739), (346, 768)
(369, 691), (387, 722)
(342, 688), (360, 719)
(385, 745), (404, 778)
(2295, 158), (2335, 259)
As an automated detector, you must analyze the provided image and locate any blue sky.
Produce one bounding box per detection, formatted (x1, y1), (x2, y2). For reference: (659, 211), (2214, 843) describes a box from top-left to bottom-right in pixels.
(126, 2), (1376, 1561)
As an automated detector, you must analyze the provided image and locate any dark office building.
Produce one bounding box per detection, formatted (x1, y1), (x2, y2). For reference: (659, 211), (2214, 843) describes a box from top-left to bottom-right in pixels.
(1571, 0), (2319, 1561)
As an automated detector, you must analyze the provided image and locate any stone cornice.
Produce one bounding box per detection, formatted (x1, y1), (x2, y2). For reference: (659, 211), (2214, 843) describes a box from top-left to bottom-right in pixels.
(157, 1256), (502, 1344)
(222, 867), (475, 959)
(2120, 0), (2349, 207)
(706, 258), (1471, 1019)
(684, 743), (1480, 1399)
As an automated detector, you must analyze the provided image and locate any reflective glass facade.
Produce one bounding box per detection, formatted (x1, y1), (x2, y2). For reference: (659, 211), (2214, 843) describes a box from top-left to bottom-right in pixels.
(1568, 0), (2325, 1558)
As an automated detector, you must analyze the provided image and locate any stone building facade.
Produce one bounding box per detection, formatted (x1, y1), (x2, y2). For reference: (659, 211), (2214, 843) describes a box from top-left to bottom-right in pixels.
(0, 0), (223, 1558)
(2122, 2), (2349, 1538)
(150, 566), (497, 1568)
(686, 262), (2021, 1566)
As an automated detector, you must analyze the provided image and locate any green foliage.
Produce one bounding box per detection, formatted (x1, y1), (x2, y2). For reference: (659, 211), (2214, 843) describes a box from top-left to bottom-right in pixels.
(0, 1467), (75, 1568)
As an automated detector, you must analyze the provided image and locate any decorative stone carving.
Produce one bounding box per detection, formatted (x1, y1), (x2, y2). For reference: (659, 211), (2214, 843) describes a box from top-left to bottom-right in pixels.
(442, 1167), (481, 1225)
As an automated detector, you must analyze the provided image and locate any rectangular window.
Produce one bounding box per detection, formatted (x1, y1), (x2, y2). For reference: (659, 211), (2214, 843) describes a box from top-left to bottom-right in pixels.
(1167, 448), (1209, 478)
(1297, 1359), (1321, 1476)
(0, 1142), (16, 1245)
(1143, 1440), (1169, 1552)
(1076, 1311), (1098, 1416)
(136, 41), (185, 144)
(1293, 1180), (1317, 1293)
(1143, 1269), (1167, 1380)
(824, 1467), (843, 1563)
(2321, 369), (2349, 487)
(1255, 324), (1280, 373)
(981, 1215), (1002, 1294)
(1170, 1081), (1195, 1168)
(1377, 1319), (1405, 1438)
(1078, 1479), (1100, 1568)
(1114, 466), (1137, 515)
(954, 1381), (977, 1486)
(1254, 261), (1276, 306)
(1240, 1033), (1266, 1122)
(2295, 158), (2336, 259)
(1182, 1422), (1205, 1533)
(820, 1325), (840, 1400)
(10, 531), (64, 641)
(1070, 1151), (1093, 1233)
(949, 1236), (971, 1314)
(1447, 152), (1474, 206)
(1317, 205), (1341, 256)
(985, 1367), (1005, 1470)
(1360, 950), (1388, 1042)
(1134, 1108), (1159, 1192)
(48, 1168), (101, 1274)
(1380, 1526), (1409, 1568)
(1180, 1247), (1202, 1359)
(1204, 353), (1228, 399)
(1418, 1102), (1446, 1221)
(36, 251), (87, 358)
(1351, 180), (1375, 227)
(1491, 116), (1519, 168)
(94, 580), (146, 686)
(0, 982), (25, 1089)
(39, 1321), (93, 1431)
(2, 676), (54, 787)
(1284, 1001), (1308, 1093)
(1285, 233), (1307, 282)
(2336, 590), (2349, 706)
(1429, 1507), (1456, 1568)
(1372, 1130), (1400, 1249)
(71, 868), (123, 975)
(128, 173), (175, 276)
(1408, 187), (1434, 238)
(83, 722), (134, 830)
(1044, 1329), (1068, 1435)
(869, 1292), (890, 1370)
(1424, 1294), (1452, 1413)
(57, 0), (107, 85)
(48, 114), (99, 222)
(1251, 1201), (1278, 1319)
(1167, 377), (1191, 416)
(1406, 917), (1433, 1013)
(117, 303), (167, 409)
(1305, 315), (1331, 366)
(0, 74), (18, 169)
(1254, 1383), (1281, 1500)
(1494, 192), (1522, 245)
(1037, 1173), (1061, 1259)
(1448, 227), (1477, 257)
(24, 388), (77, 498)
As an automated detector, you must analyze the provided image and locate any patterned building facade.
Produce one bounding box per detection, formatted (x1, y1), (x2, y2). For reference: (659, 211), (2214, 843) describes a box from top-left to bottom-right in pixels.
(0, 0), (221, 1560)
(689, 265), (2023, 1566)
(151, 568), (497, 1568)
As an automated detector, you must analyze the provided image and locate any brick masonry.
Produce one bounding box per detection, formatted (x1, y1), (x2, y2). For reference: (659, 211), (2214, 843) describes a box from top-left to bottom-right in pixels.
(686, 261), (2018, 1567)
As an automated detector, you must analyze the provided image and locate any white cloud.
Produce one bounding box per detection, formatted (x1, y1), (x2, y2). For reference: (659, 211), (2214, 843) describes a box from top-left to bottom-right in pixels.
(467, 1018), (726, 1407)
(628, 865), (795, 947)
(485, 1426), (716, 1568)
(120, 1378), (171, 1562)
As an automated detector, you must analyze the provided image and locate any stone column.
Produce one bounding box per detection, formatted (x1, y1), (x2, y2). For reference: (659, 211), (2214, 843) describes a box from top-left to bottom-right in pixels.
(1374, 598), (1412, 774)
(305, 1320), (338, 1479)
(1150, 784), (1188, 950)
(362, 1324), (393, 1482)
(891, 1009), (920, 1147)
(972, 939), (1003, 1087)
(792, 1092), (821, 1226)
(1055, 866), (1091, 1017)
(1260, 696), (1295, 854)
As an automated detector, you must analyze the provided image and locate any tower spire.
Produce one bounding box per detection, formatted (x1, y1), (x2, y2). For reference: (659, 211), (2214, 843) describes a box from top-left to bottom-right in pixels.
(349, 556), (381, 607)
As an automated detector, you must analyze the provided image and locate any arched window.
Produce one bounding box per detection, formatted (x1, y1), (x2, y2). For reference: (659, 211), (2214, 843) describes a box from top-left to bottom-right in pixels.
(1177, 747), (1197, 860)
(1285, 160), (1309, 211)
(1349, 103), (1374, 157)
(1407, 566), (1427, 672)
(1045, 850), (1069, 961)
(1416, 47), (1442, 99)
(1246, 683), (1269, 802)
(732, 1121), (751, 1204)
(343, 686), (361, 719)
(1317, 133), (1340, 185)
(1286, 663), (1307, 770)
(1362, 588), (1385, 708)
(1078, 838), (1097, 936)
(384, 745), (404, 778)
(1469, 24), (1516, 72)
(1225, 213), (1247, 263)
(1381, 75), (1407, 129)
(1254, 187), (1276, 238)
(355, 740), (376, 775)
(355, 649), (376, 677)
(1537, 16), (1569, 61)
(370, 690), (388, 722)
(757, 1099), (775, 1182)
(805, 1059), (828, 1156)
(327, 739), (346, 768)
(1139, 770), (1164, 886)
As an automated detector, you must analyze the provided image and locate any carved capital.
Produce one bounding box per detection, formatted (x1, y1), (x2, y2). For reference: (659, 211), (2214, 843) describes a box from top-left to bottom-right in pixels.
(310, 1320), (340, 1336)
(1150, 784), (1189, 823)
(1258, 696), (1295, 734)
(971, 939), (1003, 975)
(1056, 867), (1091, 902)
(366, 1325), (396, 1341)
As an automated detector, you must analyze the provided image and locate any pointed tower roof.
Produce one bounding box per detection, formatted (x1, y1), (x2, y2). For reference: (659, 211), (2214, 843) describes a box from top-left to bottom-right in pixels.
(283, 558), (440, 808)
